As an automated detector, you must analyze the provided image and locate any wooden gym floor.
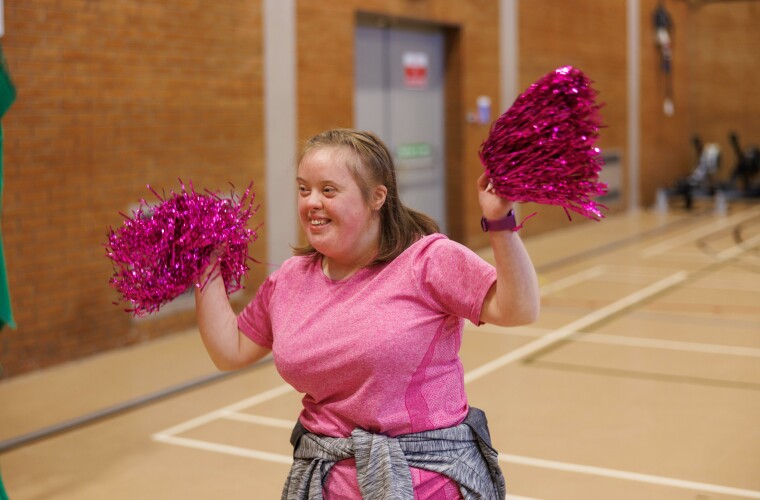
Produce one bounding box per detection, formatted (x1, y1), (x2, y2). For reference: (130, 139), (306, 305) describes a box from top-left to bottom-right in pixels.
(1, 200), (759, 499)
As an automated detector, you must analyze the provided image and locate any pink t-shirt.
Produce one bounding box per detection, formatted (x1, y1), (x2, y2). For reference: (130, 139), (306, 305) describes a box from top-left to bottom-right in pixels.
(237, 233), (497, 499)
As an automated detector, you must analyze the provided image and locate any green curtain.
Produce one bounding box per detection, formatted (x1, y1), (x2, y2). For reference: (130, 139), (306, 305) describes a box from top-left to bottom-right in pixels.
(0, 43), (16, 329)
(0, 466), (8, 500)
(0, 39), (17, 500)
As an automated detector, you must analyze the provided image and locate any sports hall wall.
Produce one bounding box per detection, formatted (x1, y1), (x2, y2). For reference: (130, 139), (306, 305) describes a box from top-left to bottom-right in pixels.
(0, 1), (268, 377)
(0, 0), (758, 378)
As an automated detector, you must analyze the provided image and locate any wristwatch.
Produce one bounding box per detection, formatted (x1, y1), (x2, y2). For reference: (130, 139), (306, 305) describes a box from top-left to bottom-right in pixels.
(481, 209), (517, 232)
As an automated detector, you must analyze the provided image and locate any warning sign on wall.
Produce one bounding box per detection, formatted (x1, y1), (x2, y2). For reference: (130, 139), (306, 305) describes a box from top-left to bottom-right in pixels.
(403, 52), (429, 89)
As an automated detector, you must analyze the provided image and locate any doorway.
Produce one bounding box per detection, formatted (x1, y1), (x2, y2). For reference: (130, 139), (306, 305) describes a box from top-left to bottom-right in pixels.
(354, 15), (448, 233)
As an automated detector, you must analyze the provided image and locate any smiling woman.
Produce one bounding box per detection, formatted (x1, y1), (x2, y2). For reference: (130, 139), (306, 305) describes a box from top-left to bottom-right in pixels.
(293, 129), (440, 270)
(296, 146), (387, 281)
(194, 128), (540, 499)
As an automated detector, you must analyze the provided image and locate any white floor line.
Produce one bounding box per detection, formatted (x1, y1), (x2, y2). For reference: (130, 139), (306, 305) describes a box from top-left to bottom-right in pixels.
(539, 266), (605, 297)
(500, 454), (760, 499)
(222, 382), (295, 411)
(220, 411), (295, 429)
(476, 325), (760, 359)
(469, 230), (760, 384)
(153, 383), (293, 437)
(716, 232), (760, 262)
(673, 275), (760, 293)
(566, 330), (760, 358)
(464, 272), (689, 383)
(153, 434), (293, 464)
(641, 250), (715, 263)
(640, 206), (760, 258)
(151, 224), (760, 494)
(155, 423), (760, 498)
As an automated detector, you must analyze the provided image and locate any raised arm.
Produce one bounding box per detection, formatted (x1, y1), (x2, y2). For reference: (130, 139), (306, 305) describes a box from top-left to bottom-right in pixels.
(477, 173), (540, 327)
(195, 258), (270, 371)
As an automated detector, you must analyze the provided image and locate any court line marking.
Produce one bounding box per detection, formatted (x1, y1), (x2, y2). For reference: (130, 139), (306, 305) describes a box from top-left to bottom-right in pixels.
(154, 414), (760, 498)
(530, 210), (708, 274)
(468, 230), (760, 383)
(155, 383), (294, 437)
(475, 325), (760, 359)
(499, 454), (760, 499)
(153, 271), (689, 440)
(152, 434), (293, 464)
(639, 250), (716, 263)
(550, 264), (760, 292)
(687, 277), (760, 293)
(715, 232), (760, 262)
(464, 272), (689, 384)
(596, 268), (760, 292)
(572, 263), (760, 286)
(539, 265), (605, 297)
(220, 411), (295, 429)
(540, 263), (760, 296)
(152, 217), (760, 496)
(150, 273), (698, 493)
(640, 205), (760, 258)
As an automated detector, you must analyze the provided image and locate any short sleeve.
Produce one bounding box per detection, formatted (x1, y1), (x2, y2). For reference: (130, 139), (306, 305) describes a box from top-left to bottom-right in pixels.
(236, 271), (277, 349)
(412, 236), (497, 325)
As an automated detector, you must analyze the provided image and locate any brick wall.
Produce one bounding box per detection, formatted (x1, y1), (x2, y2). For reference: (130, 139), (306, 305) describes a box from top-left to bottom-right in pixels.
(639, 0), (760, 206)
(0, 1), (266, 378)
(519, 0), (760, 221)
(517, 0), (629, 234)
(686, 1), (760, 187)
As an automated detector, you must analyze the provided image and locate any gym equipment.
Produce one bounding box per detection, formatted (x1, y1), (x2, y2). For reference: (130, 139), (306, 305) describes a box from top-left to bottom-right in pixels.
(653, 2), (675, 116)
(671, 135), (721, 210)
(728, 131), (760, 197)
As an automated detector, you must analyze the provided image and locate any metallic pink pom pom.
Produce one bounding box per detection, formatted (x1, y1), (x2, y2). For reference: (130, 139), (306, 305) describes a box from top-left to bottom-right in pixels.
(479, 66), (608, 220)
(105, 180), (259, 316)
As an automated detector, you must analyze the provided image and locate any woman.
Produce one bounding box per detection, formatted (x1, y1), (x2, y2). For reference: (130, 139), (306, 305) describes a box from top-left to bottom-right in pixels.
(195, 129), (540, 499)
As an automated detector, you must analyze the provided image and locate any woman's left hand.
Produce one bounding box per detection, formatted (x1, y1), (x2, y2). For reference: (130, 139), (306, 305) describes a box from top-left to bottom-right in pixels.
(476, 173), (540, 327)
(477, 173), (514, 220)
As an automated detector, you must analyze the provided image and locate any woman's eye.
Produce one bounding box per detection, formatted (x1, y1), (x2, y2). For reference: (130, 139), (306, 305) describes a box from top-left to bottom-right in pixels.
(323, 187), (336, 195)
(298, 185), (309, 195)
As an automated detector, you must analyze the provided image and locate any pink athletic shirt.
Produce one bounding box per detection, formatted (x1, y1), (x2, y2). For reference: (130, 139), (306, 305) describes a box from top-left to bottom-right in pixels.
(237, 233), (497, 499)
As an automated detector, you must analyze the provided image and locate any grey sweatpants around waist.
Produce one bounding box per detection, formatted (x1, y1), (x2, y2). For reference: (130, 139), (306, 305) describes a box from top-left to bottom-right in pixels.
(282, 407), (506, 500)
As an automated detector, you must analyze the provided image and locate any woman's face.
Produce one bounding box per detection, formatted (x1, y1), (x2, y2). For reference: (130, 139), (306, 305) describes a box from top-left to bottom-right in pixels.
(296, 146), (386, 267)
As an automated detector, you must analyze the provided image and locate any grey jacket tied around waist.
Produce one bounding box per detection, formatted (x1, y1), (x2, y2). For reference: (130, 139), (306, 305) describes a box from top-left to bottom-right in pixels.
(282, 407), (506, 500)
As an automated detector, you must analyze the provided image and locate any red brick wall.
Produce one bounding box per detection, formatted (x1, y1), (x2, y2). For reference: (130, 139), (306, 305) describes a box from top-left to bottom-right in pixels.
(0, 1), (266, 377)
(685, 1), (760, 186)
(520, 0), (760, 215)
(517, 0), (629, 234)
(638, 0), (760, 206)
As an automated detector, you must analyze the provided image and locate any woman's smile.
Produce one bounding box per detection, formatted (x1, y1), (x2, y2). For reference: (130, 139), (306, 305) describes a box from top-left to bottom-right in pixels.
(309, 217), (331, 227)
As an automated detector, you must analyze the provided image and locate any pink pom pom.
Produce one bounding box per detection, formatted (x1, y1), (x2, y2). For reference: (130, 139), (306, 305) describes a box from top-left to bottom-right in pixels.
(105, 180), (259, 316)
(479, 66), (608, 220)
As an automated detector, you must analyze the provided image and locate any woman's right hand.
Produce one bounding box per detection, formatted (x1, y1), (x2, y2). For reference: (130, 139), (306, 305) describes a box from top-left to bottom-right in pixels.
(195, 251), (270, 370)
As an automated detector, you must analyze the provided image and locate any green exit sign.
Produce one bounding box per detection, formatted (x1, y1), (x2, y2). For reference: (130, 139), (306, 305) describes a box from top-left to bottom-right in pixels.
(397, 143), (432, 159)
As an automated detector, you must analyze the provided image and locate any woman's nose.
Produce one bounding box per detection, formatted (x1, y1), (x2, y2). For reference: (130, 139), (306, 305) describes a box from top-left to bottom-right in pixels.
(305, 191), (322, 209)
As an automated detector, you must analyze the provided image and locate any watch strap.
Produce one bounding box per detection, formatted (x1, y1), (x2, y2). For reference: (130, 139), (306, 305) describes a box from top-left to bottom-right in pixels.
(481, 209), (517, 232)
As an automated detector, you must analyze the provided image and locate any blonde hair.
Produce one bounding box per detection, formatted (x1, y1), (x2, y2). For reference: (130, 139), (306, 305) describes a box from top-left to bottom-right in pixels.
(293, 128), (439, 264)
